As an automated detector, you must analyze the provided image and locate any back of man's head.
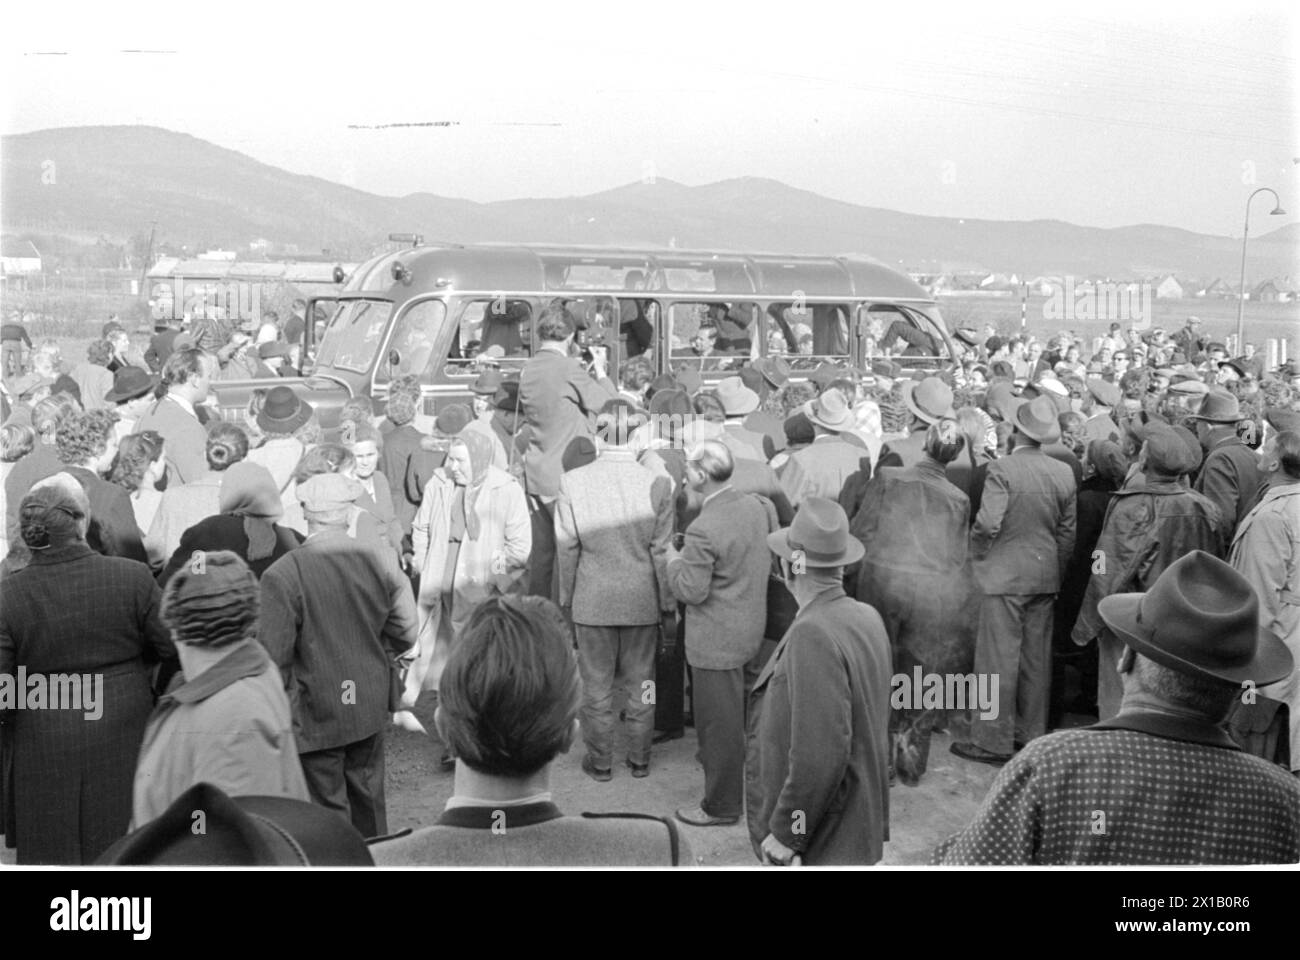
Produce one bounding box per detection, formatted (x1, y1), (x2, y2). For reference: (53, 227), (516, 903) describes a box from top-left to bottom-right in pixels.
(439, 597), (579, 778)
(1131, 653), (1237, 722)
(536, 304), (576, 344)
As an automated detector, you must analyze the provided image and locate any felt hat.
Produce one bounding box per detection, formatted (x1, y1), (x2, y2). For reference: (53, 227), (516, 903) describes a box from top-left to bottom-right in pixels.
(1086, 378), (1122, 408)
(1187, 389), (1242, 424)
(755, 357), (792, 389)
(802, 387), (853, 432)
(104, 366), (159, 403)
(767, 496), (864, 568)
(434, 403), (473, 437)
(715, 376), (760, 416)
(1099, 551), (1292, 686)
(1013, 395), (1062, 444)
(471, 368), (504, 395)
(902, 377), (956, 425)
(256, 386), (313, 434)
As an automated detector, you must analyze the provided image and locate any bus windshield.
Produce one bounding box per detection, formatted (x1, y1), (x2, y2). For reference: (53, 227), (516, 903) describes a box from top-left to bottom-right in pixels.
(314, 300), (393, 374)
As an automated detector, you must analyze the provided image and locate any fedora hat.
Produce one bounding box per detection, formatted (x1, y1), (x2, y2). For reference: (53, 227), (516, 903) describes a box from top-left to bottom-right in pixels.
(96, 783), (374, 866)
(903, 377), (955, 425)
(802, 387), (853, 432)
(1014, 395), (1061, 444)
(715, 376), (759, 416)
(1187, 389), (1241, 424)
(1099, 551), (1292, 686)
(256, 385), (313, 434)
(984, 380), (1022, 423)
(1086, 378), (1121, 408)
(1217, 358), (1248, 379)
(104, 366), (159, 403)
(755, 356), (792, 389)
(471, 368), (504, 396)
(767, 496), (864, 569)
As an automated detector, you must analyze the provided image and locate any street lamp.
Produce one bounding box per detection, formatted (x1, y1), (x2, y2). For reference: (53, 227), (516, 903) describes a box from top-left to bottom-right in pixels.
(1236, 187), (1286, 352)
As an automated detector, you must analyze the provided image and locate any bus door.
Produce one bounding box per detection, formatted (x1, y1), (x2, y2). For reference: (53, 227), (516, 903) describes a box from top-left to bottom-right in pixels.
(430, 296), (535, 414)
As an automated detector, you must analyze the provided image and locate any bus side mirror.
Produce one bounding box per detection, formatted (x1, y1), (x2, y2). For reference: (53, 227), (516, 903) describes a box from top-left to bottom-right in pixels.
(333, 265), (346, 284)
(388, 349), (401, 370)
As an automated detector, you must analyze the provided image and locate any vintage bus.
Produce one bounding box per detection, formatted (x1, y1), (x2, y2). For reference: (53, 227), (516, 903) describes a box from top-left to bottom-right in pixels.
(209, 242), (955, 429)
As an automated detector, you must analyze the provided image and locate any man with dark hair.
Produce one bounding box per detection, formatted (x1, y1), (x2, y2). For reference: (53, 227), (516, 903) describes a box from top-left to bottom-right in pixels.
(519, 303), (617, 598)
(136, 348), (215, 486)
(369, 596), (689, 865)
(1189, 389), (1265, 543)
(555, 402), (674, 781)
(1231, 425), (1300, 771)
(952, 396), (1076, 766)
(938, 552), (1299, 864)
(667, 439), (775, 826)
(1072, 423), (1223, 719)
(258, 473), (418, 838)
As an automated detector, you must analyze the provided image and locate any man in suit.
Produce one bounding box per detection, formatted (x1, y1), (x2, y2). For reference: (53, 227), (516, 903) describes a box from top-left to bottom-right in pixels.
(952, 395), (1077, 765)
(555, 403), (674, 780)
(370, 596), (689, 866)
(520, 304), (617, 598)
(1190, 389), (1264, 543)
(666, 440), (775, 827)
(54, 410), (148, 564)
(779, 388), (865, 508)
(876, 377), (955, 470)
(746, 498), (891, 865)
(258, 473), (418, 837)
(136, 348), (214, 487)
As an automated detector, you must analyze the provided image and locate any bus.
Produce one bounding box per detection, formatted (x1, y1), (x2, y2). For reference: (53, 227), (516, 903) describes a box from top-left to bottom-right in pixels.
(210, 242), (956, 430)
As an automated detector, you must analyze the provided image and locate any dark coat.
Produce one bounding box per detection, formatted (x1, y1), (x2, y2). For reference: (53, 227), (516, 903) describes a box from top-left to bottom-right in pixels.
(64, 466), (149, 565)
(1054, 475), (1118, 648)
(745, 587), (892, 865)
(0, 543), (174, 863)
(158, 514), (303, 585)
(1194, 433), (1265, 543)
(518, 346), (617, 499)
(971, 446), (1077, 596)
(876, 427), (927, 471)
(378, 423), (427, 537)
(946, 447), (992, 521)
(257, 530), (418, 753)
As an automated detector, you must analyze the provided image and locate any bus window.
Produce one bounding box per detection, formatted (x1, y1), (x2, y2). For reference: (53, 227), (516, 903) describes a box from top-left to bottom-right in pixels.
(868, 304), (948, 363)
(763, 302), (850, 368)
(378, 299), (447, 382)
(445, 299), (532, 376)
(617, 297), (658, 362)
(667, 301), (755, 373)
(316, 300), (394, 374)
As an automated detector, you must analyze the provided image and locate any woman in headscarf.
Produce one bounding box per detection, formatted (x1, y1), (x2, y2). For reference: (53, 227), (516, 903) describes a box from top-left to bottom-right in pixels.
(0, 474), (174, 863)
(402, 431), (531, 756)
(158, 461), (303, 585)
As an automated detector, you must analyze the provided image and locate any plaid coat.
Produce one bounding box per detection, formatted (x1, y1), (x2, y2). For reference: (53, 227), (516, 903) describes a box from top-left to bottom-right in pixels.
(0, 543), (174, 863)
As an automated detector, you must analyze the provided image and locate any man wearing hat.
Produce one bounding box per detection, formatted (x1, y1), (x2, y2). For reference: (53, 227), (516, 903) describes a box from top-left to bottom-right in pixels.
(938, 551), (1300, 864)
(486, 378), (530, 478)
(953, 395), (1076, 766)
(105, 366), (161, 440)
(745, 497), (891, 865)
(714, 376), (766, 463)
(779, 388), (866, 509)
(1081, 378), (1121, 444)
(258, 472), (419, 837)
(1171, 315), (1208, 365)
(741, 358), (790, 458)
(1230, 422), (1300, 770)
(877, 377), (955, 470)
(1189, 389), (1264, 542)
(1071, 423), (1223, 719)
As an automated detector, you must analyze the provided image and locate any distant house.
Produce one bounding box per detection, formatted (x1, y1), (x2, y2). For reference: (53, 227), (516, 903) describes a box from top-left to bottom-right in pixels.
(197, 249), (238, 262)
(1027, 275), (1063, 296)
(1154, 274), (1184, 299)
(1, 237), (42, 276)
(1197, 278), (1235, 299)
(1252, 278), (1295, 303)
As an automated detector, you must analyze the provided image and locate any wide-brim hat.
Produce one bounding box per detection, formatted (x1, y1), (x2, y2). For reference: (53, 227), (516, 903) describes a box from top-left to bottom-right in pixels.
(716, 376), (760, 416)
(1218, 358), (1247, 379)
(96, 783), (373, 865)
(104, 365), (159, 403)
(1099, 551), (1292, 686)
(902, 377), (956, 425)
(767, 496), (864, 568)
(803, 387), (853, 431)
(1086, 378), (1122, 408)
(1014, 395), (1062, 444)
(256, 385), (313, 434)
(471, 369), (504, 395)
(1187, 389), (1241, 424)
(755, 357), (792, 389)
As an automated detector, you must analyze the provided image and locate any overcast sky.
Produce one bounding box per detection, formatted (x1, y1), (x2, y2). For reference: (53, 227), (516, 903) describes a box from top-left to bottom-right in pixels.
(2, 0), (1296, 236)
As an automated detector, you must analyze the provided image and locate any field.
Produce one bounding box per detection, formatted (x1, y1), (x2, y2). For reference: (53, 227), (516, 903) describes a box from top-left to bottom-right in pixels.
(937, 294), (1299, 358)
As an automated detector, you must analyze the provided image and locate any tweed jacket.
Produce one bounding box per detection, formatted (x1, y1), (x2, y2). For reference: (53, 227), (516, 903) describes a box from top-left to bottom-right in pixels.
(519, 346), (618, 499)
(144, 470), (224, 567)
(971, 446), (1077, 595)
(371, 801), (688, 866)
(1231, 482), (1300, 656)
(64, 466), (149, 565)
(136, 394), (209, 487)
(1071, 474), (1224, 645)
(779, 434), (867, 507)
(555, 449), (673, 625)
(667, 487), (776, 670)
(1195, 432), (1265, 542)
(131, 639), (309, 828)
(745, 586), (892, 865)
(1, 543), (175, 864)
(257, 530), (418, 753)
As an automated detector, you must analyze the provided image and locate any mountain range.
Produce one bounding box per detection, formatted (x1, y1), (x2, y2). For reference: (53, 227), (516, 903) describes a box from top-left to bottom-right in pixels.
(2, 125), (1296, 283)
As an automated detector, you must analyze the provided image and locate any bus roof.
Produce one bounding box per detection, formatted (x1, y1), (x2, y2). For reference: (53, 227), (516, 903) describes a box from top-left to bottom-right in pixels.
(341, 243), (932, 302)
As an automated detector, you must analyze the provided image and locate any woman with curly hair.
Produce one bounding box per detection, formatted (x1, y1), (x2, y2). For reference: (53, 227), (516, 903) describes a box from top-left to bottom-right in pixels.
(52, 409), (147, 563)
(71, 340), (116, 411)
(109, 430), (166, 537)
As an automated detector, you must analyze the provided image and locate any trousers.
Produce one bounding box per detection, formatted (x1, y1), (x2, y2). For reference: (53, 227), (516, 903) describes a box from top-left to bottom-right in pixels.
(692, 665), (745, 819)
(575, 623), (658, 767)
(526, 494), (557, 600)
(299, 730), (387, 839)
(971, 593), (1054, 757)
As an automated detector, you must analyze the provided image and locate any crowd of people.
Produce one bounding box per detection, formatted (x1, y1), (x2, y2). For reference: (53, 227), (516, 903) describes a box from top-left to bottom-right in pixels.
(0, 301), (1298, 866)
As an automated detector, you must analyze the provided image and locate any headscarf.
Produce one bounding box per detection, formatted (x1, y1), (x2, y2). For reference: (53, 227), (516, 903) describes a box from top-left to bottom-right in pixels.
(219, 461), (283, 561)
(450, 430), (496, 541)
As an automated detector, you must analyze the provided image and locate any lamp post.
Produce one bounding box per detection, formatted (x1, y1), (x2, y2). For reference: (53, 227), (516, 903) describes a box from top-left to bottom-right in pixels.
(1236, 187), (1286, 353)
